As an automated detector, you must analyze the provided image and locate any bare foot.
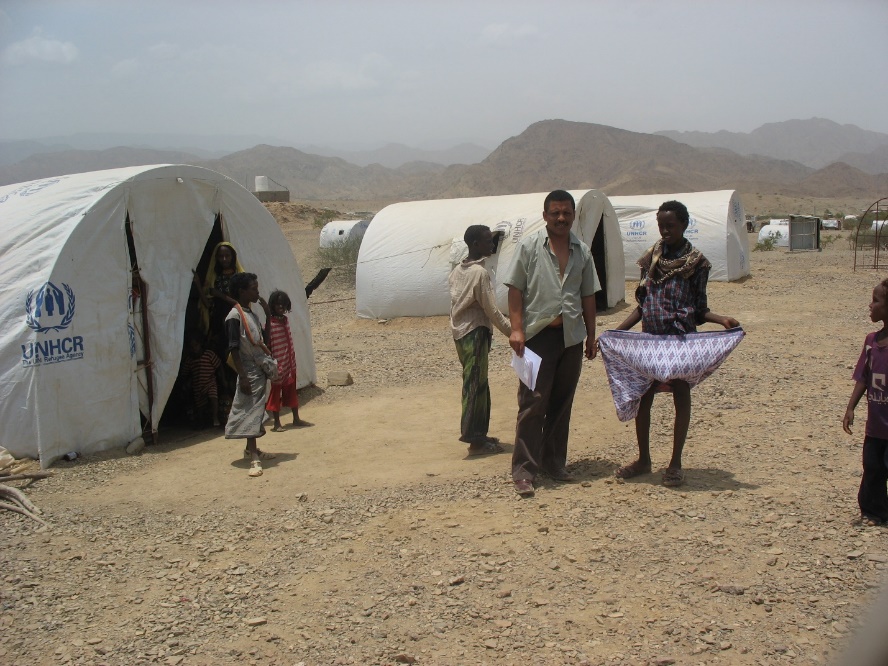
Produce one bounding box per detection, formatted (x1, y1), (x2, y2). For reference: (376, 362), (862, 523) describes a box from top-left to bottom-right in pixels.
(614, 459), (652, 479)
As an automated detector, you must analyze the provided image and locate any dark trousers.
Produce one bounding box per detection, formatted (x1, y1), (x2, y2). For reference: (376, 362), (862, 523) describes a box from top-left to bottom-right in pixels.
(512, 327), (583, 481)
(860, 435), (888, 521)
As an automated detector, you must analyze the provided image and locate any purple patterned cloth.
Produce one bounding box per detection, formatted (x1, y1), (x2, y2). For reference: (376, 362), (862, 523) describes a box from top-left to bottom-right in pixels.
(598, 328), (745, 421)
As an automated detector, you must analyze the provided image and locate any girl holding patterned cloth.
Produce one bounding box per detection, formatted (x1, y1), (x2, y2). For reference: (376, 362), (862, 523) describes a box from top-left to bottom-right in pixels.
(598, 200), (742, 488)
(264, 290), (310, 432)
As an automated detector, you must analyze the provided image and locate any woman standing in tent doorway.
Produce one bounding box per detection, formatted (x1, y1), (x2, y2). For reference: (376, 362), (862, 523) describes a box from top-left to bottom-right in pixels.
(225, 272), (275, 477)
(194, 241), (245, 399)
(194, 242), (244, 355)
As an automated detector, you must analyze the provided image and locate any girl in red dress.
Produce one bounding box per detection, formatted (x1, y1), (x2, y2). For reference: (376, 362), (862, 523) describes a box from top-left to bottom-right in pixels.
(264, 290), (310, 431)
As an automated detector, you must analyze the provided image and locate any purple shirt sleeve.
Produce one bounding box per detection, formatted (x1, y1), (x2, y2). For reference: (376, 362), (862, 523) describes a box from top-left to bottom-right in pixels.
(853, 332), (874, 383)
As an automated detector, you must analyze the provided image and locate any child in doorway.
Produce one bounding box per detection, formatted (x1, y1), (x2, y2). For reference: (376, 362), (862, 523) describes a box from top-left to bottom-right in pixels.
(610, 200), (740, 487)
(181, 334), (224, 427)
(843, 278), (888, 526)
(265, 290), (311, 431)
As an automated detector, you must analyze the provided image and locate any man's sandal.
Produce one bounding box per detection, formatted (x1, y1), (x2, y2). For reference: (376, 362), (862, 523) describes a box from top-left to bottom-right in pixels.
(248, 461), (263, 477)
(467, 441), (504, 456)
(662, 468), (685, 487)
(856, 514), (884, 527)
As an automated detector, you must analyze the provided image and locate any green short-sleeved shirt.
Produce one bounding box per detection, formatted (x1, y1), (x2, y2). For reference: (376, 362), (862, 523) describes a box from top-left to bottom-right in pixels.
(502, 228), (600, 347)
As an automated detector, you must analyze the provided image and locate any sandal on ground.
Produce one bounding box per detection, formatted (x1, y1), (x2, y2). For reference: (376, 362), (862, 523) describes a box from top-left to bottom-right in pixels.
(514, 479), (535, 497)
(614, 460), (652, 479)
(467, 441), (504, 456)
(662, 467), (685, 487)
(248, 461), (263, 477)
(292, 420), (313, 428)
(270, 425), (286, 433)
(856, 514), (884, 527)
(545, 467), (577, 483)
(244, 448), (277, 460)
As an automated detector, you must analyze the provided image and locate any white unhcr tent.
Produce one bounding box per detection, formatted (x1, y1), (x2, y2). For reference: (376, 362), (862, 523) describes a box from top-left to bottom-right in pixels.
(356, 190), (624, 319)
(758, 219), (790, 247)
(611, 190), (750, 282)
(319, 219), (370, 248)
(0, 165), (316, 466)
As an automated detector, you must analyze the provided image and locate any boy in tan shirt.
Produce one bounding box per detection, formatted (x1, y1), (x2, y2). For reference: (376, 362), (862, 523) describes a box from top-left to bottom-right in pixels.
(449, 225), (511, 456)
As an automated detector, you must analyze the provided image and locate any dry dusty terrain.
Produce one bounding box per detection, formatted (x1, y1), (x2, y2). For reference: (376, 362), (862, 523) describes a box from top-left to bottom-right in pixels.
(2, 224), (888, 666)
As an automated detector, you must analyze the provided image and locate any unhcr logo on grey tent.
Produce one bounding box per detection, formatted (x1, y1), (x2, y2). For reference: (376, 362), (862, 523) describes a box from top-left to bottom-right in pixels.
(22, 281), (84, 367)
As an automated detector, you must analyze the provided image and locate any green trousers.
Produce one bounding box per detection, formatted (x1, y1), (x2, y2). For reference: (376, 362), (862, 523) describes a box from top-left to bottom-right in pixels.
(455, 326), (492, 445)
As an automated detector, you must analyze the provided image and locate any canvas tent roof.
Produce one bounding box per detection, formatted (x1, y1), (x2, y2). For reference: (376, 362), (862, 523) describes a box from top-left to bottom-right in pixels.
(356, 189), (624, 319)
(610, 190), (750, 282)
(0, 165), (315, 466)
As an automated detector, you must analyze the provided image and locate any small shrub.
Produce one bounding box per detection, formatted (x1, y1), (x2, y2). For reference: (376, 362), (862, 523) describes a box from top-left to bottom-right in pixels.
(312, 209), (337, 229)
(315, 237), (362, 285)
(820, 233), (840, 249)
(753, 234), (779, 252)
(849, 227), (879, 250)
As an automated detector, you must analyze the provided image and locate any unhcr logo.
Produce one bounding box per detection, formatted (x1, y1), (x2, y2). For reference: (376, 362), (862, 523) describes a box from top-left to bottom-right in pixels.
(625, 219), (648, 238)
(22, 281), (84, 368)
(25, 282), (75, 333)
(0, 178), (61, 205)
(511, 217), (526, 242)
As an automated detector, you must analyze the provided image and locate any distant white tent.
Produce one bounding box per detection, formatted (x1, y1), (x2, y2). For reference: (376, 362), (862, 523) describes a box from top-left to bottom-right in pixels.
(319, 219), (370, 248)
(0, 165), (316, 466)
(611, 190), (750, 282)
(758, 220), (790, 247)
(356, 190), (624, 319)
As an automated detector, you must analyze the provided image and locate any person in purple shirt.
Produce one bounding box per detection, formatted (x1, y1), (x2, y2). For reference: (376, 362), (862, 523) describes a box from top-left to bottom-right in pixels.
(844, 278), (888, 526)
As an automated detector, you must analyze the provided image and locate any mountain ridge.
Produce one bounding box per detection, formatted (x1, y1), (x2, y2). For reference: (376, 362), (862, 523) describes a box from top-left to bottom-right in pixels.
(656, 118), (888, 172)
(1, 119), (885, 208)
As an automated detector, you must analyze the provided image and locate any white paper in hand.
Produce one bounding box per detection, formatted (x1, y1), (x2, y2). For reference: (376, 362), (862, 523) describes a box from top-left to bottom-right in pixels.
(511, 347), (542, 391)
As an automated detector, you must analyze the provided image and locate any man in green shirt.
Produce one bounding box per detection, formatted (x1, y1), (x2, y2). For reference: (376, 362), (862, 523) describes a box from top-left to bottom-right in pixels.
(502, 190), (600, 497)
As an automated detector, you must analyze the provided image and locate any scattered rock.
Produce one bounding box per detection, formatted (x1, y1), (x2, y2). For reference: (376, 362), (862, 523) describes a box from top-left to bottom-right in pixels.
(327, 370), (354, 386)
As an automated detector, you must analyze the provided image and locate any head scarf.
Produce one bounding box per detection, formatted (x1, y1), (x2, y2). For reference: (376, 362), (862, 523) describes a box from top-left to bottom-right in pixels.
(637, 239), (709, 285)
(199, 242), (245, 334)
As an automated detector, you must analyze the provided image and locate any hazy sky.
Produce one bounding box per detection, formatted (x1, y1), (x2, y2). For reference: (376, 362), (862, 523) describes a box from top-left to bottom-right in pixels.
(1, 0), (886, 149)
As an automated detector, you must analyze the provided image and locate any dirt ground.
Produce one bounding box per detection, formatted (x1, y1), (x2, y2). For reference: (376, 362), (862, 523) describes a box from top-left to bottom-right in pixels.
(3, 222), (888, 666)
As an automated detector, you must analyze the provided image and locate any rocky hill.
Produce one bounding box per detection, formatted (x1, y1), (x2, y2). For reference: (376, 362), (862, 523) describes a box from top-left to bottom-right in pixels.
(777, 161), (888, 198)
(836, 144), (888, 175)
(657, 118), (888, 172)
(429, 120), (814, 198)
(2, 120), (886, 207)
(0, 146), (202, 185)
(299, 141), (490, 168)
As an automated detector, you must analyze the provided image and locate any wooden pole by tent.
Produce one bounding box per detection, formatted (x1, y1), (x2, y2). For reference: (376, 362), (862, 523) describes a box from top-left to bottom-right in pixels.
(133, 268), (157, 444)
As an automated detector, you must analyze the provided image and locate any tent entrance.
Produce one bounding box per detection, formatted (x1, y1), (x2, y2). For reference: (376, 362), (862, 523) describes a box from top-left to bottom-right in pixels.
(589, 214), (608, 311)
(125, 215), (156, 443)
(160, 215), (231, 429)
